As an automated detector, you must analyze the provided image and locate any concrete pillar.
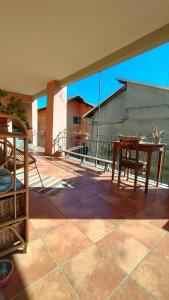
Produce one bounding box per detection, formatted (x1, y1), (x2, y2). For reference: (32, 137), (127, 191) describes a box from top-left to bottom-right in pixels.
(32, 99), (38, 146)
(45, 80), (67, 155)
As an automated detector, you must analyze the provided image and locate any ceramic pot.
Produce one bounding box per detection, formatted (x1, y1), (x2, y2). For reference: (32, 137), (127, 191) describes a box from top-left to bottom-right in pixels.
(55, 151), (65, 158)
(153, 137), (161, 144)
(0, 259), (14, 288)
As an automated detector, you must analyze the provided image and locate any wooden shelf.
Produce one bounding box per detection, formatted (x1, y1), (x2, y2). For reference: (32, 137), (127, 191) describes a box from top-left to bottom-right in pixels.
(0, 188), (26, 198)
(0, 113), (29, 257)
(0, 216), (27, 228)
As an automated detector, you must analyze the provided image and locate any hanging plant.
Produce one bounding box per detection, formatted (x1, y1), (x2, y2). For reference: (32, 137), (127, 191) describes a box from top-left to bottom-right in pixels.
(0, 89), (31, 130)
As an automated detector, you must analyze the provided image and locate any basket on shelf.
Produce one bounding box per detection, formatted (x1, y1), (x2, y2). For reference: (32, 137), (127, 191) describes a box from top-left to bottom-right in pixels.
(0, 222), (26, 254)
(0, 194), (25, 223)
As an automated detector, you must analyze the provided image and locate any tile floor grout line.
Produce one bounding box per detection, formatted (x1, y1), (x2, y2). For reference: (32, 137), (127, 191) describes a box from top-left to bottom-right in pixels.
(106, 229), (168, 300)
(117, 219), (166, 249)
(16, 156), (169, 300)
(60, 242), (94, 268)
(50, 226), (130, 292)
(128, 277), (157, 300)
(40, 235), (81, 300)
(59, 269), (81, 300)
(59, 240), (128, 300)
(8, 234), (61, 300)
(9, 266), (59, 300)
(73, 219), (119, 244)
(33, 207), (169, 295)
(38, 218), (91, 239)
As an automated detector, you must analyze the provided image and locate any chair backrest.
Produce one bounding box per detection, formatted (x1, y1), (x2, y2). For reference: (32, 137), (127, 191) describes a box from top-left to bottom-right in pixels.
(119, 137), (140, 163)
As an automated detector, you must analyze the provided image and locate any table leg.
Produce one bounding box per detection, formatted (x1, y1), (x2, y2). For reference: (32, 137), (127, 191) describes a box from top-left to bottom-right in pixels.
(145, 152), (152, 193)
(156, 149), (164, 187)
(112, 145), (117, 182)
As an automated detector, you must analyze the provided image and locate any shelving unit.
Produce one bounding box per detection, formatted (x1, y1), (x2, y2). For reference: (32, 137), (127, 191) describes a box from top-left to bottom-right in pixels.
(0, 113), (29, 257)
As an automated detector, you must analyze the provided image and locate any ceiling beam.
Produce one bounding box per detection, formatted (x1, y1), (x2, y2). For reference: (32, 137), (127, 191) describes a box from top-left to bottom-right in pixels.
(32, 88), (47, 100)
(32, 23), (169, 99)
(61, 23), (169, 86)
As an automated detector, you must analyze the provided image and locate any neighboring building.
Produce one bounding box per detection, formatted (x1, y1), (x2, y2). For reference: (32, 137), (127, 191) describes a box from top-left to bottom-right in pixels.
(38, 107), (46, 147)
(83, 78), (169, 181)
(38, 107), (46, 133)
(38, 95), (93, 147)
(84, 78), (169, 139)
(67, 95), (93, 134)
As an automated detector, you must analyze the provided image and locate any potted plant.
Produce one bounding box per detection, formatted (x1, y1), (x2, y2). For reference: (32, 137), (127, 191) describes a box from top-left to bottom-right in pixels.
(0, 89), (31, 131)
(152, 122), (164, 144)
(74, 130), (89, 141)
(54, 145), (65, 158)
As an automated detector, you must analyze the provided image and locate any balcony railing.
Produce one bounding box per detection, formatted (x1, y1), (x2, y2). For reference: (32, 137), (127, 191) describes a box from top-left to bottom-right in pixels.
(39, 130), (169, 186)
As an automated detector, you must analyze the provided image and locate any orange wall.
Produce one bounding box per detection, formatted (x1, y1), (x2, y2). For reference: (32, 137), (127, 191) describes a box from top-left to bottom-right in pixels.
(38, 108), (46, 132)
(38, 100), (92, 134)
(67, 100), (92, 133)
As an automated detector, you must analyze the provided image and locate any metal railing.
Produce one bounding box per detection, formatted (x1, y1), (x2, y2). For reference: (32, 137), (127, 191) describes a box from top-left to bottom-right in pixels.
(52, 130), (169, 186)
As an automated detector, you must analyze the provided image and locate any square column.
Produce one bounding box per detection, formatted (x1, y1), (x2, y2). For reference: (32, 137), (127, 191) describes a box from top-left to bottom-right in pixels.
(32, 99), (38, 146)
(45, 80), (67, 155)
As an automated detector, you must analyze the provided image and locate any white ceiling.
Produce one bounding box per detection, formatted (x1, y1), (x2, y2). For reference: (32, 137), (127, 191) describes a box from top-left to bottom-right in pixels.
(0, 0), (169, 95)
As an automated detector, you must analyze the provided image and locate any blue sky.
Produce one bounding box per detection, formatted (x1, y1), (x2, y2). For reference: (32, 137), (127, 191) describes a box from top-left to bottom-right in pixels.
(38, 42), (169, 108)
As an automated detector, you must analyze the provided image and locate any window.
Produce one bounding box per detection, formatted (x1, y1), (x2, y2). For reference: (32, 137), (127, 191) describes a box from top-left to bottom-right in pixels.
(73, 116), (81, 124)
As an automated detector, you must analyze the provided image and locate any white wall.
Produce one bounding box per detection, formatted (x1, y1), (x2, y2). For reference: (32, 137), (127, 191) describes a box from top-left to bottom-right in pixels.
(90, 83), (169, 138)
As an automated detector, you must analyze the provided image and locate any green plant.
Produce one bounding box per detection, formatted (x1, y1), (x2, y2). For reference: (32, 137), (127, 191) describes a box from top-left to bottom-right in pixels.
(0, 89), (31, 130)
(152, 122), (164, 139)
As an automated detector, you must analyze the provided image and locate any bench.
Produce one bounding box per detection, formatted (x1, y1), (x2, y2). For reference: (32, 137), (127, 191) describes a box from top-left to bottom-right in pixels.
(65, 150), (112, 172)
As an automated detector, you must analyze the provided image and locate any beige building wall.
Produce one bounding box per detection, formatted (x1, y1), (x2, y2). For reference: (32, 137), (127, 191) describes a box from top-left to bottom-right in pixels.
(87, 82), (169, 182)
(90, 83), (169, 138)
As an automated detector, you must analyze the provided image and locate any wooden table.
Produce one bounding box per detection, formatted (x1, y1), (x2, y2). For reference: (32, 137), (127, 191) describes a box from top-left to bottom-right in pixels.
(112, 141), (166, 193)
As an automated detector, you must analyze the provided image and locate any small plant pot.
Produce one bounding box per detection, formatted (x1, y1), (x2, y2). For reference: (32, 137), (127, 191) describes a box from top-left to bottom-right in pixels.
(82, 135), (89, 142)
(0, 259), (14, 288)
(55, 151), (65, 158)
(153, 137), (161, 144)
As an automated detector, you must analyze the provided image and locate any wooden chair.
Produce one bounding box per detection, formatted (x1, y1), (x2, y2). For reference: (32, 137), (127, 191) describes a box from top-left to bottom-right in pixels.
(118, 137), (147, 190)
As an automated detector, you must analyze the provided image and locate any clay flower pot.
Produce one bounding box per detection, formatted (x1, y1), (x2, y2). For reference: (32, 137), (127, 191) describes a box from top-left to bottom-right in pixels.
(153, 137), (161, 144)
(55, 150), (65, 158)
(0, 259), (14, 288)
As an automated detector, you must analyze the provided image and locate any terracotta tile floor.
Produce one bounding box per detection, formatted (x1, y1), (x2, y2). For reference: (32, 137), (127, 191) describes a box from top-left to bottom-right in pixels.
(2, 154), (169, 300)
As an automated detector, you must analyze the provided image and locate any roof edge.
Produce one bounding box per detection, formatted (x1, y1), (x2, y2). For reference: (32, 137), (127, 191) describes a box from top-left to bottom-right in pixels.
(117, 78), (169, 91)
(83, 85), (126, 118)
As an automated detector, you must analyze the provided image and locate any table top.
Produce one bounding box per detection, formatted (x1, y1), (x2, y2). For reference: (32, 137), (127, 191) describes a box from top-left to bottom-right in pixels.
(113, 140), (166, 152)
